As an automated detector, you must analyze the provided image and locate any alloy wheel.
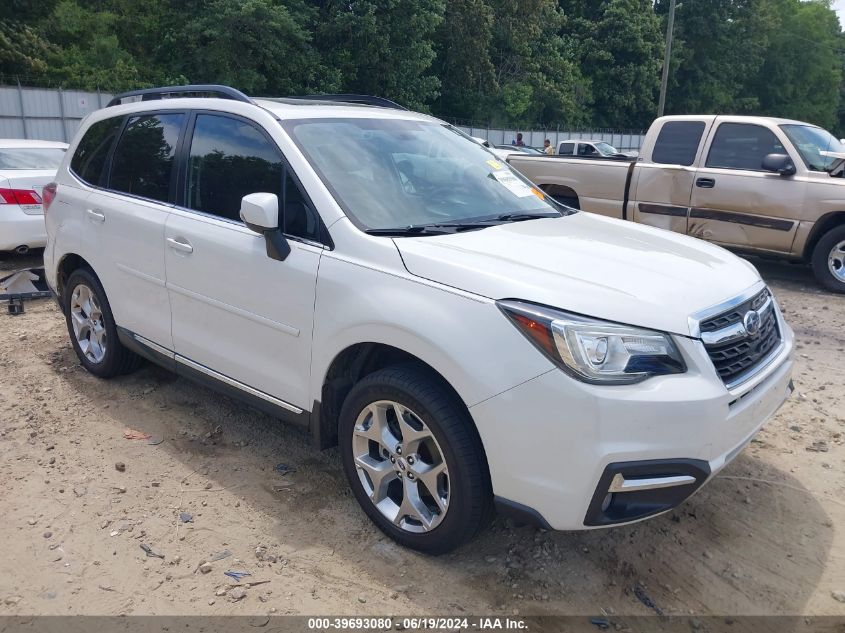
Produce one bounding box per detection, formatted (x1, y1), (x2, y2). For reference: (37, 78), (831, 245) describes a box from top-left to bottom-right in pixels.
(69, 283), (107, 363)
(829, 240), (845, 282)
(351, 400), (450, 533)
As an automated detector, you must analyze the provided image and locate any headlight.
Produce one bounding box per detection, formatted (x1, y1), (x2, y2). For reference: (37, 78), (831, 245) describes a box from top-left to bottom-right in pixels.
(497, 300), (686, 384)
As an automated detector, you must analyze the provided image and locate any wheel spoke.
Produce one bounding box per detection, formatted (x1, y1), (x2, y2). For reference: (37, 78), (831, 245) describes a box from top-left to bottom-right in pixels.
(354, 403), (400, 451)
(394, 404), (430, 450)
(355, 454), (396, 503)
(413, 462), (448, 513)
(395, 480), (435, 530)
(69, 308), (86, 331)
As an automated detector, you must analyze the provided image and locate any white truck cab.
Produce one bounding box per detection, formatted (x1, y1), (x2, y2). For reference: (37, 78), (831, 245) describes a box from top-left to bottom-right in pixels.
(43, 86), (793, 553)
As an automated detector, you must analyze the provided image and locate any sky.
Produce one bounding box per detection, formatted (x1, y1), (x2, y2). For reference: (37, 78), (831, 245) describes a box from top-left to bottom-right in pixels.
(835, 0), (845, 29)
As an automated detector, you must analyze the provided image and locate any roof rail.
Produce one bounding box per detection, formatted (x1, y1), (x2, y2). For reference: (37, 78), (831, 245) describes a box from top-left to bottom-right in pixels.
(284, 94), (407, 110)
(106, 84), (253, 107)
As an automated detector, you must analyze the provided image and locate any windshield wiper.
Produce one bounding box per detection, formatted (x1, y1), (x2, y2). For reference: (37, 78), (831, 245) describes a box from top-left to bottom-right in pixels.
(494, 212), (561, 222)
(365, 212), (563, 237)
(365, 225), (456, 236)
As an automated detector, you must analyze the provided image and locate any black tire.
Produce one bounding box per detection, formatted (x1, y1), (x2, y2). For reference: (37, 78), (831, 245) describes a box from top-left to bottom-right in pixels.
(339, 363), (492, 554)
(811, 224), (845, 293)
(63, 268), (142, 377)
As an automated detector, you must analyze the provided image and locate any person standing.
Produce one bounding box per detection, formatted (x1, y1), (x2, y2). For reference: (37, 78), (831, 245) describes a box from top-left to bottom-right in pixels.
(543, 139), (554, 155)
(512, 133), (525, 147)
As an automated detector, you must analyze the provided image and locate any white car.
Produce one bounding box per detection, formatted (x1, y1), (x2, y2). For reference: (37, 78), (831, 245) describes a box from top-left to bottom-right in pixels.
(44, 86), (794, 553)
(0, 139), (68, 253)
(558, 139), (638, 159)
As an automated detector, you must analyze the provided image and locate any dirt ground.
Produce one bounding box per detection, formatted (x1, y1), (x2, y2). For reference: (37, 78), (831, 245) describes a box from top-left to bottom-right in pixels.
(0, 250), (843, 618)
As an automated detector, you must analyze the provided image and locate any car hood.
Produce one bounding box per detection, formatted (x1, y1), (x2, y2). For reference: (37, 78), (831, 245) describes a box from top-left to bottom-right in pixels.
(394, 212), (762, 337)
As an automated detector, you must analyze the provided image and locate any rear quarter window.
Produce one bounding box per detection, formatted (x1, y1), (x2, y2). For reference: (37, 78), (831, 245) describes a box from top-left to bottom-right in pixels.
(652, 121), (706, 166)
(70, 117), (123, 186)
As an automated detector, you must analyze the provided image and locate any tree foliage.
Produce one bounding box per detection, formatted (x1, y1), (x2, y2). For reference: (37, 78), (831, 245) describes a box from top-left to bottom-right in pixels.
(1, 0), (843, 132)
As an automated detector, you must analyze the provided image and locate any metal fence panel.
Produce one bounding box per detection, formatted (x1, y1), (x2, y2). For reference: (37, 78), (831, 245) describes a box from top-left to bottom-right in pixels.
(0, 86), (648, 150)
(0, 85), (114, 143)
(458, 124), (644, 151)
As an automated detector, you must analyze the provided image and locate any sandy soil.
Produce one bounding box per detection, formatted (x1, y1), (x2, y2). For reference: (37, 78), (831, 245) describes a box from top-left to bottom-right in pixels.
(0, 251), (843, 617)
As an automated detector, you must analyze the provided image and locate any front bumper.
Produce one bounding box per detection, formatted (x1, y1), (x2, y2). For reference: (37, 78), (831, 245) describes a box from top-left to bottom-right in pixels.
(471, 325), (794, 531)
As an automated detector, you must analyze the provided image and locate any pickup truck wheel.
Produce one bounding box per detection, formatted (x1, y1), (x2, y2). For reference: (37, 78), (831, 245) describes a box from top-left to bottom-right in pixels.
(811, 225), (845, 293)
(339, 364), (492, 554)
(63, 268), (142, 377)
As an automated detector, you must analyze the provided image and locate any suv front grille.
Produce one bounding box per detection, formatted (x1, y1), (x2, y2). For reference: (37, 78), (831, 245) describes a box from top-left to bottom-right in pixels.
(700, 289), (782, 386)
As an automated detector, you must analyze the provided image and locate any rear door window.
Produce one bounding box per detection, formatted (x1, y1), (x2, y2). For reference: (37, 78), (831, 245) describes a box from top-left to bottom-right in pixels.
(70, 117), (123, 186)
(109, 113), (185, 203)
(559, 142), (574, 155)
(652, 121), (705, 166)
(705, 123), (785, 171)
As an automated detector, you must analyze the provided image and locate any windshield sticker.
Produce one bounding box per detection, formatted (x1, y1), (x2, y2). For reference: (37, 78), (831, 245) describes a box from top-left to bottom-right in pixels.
(489, 170), (535, 197)
(486, 159), (503, 170)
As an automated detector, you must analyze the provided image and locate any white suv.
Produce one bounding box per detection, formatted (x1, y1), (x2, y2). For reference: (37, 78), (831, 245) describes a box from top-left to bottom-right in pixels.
(44, 86), (794, 553)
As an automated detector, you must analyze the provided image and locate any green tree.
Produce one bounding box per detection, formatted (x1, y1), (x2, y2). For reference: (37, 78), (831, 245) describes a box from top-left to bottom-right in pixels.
(487, 0), (586, 126)
(655, 0), (772, 115)
(40, 0), (144, 90)
(431, 0), (497, 120)
(316, 0), (445, 110)
(565, 0), (662, 128)
(753, 0), (841, 129)
(165, 0), (334, 95)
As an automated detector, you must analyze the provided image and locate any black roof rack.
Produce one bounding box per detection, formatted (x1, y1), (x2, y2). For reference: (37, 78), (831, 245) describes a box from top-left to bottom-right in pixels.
(106, 84), (253, 107)
(283, 94), (407, 110)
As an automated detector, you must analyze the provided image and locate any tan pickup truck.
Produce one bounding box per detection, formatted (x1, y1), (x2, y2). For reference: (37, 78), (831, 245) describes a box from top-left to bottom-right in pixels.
(507, 115), (845, 292)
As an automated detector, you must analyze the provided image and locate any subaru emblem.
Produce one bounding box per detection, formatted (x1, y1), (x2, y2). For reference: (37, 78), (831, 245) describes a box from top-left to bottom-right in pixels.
(743, 310), (761, 336)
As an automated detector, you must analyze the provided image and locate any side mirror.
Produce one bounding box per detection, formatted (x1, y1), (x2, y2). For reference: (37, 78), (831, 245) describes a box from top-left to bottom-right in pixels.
(240, 192), (290, 262)
(761, 153), (796, 177)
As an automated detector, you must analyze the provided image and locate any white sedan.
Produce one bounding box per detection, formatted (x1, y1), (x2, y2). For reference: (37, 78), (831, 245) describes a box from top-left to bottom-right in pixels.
(0, 139), (68, 253)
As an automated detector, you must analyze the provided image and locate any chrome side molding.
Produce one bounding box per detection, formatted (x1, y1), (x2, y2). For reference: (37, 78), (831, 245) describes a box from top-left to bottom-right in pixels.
(608, 473), (697, 493)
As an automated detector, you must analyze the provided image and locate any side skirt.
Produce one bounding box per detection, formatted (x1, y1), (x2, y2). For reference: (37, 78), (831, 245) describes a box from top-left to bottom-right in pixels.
(117, 327), (312, 430)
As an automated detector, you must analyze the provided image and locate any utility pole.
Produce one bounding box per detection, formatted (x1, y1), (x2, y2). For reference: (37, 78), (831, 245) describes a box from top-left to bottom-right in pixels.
(658, 0), (677, 118)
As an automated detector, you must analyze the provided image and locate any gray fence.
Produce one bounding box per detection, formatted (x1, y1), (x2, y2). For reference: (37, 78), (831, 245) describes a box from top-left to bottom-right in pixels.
(456, 125), (646, 152)
(0, 84), (645, 151)
(0, 85), (114, 143)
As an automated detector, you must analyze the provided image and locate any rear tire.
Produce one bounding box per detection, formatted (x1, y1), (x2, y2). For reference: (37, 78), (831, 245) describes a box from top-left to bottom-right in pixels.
(811, 225), (845, 293)
(339, 363), (492, 554)
(63, 268), (142, 377)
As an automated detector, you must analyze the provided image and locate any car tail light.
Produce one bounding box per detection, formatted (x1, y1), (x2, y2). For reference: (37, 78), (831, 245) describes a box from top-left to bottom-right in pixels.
(42, 182), (57, 214)
(0, 187), (43, 206)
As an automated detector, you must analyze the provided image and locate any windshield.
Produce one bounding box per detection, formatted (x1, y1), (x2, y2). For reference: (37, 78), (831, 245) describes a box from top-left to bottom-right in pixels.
(780, 124), (844, 172)
(284, 118), (561, 231)
(594, 142), (618, 156)
(0, 147), (65, 170)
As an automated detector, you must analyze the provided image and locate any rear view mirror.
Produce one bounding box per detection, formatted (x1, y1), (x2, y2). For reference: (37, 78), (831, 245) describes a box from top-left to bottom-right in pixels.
(761, 153), (796, 177)
(240, 192), (290, 262)
(241, 192), (278, 231)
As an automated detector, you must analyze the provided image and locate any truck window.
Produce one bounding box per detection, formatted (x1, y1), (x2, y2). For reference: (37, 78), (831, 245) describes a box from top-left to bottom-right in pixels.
(578, 144), (598, 157)
(559, 142), (574, 155)
(705, 123), (785, 171)
(652, 121), (705, 166)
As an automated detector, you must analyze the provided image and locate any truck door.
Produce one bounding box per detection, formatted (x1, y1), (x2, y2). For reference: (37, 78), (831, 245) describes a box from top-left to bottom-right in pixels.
(688, 121), (804, 253)
(631, 120), (708, 235)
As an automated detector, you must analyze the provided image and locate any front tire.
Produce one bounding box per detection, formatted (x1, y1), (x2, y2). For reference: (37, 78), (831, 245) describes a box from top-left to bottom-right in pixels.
(339, 364), (492, 554)
(811, 225), (845, 293)
(63, 268), (141, 377)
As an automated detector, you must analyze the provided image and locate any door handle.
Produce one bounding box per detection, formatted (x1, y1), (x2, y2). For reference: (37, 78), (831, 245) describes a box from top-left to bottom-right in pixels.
(85, 208), (105, 223)
(695, 177), (715, 189)
(166, 237), (193, 254)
